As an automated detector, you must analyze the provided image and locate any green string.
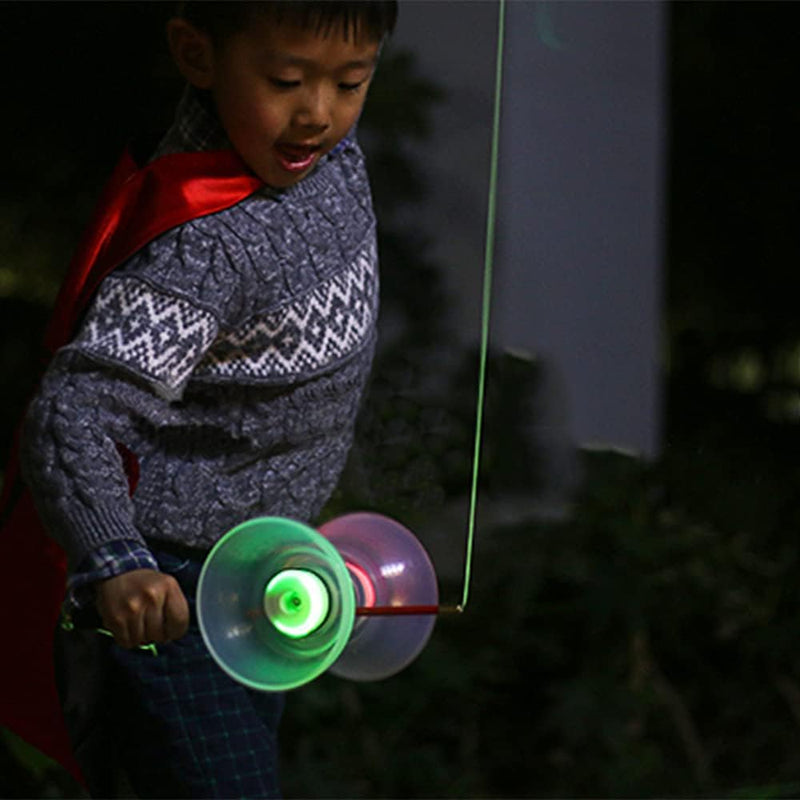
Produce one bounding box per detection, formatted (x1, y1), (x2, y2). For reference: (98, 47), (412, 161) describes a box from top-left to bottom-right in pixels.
(460, 0), (506, 612)
(96, 626), (159, 656)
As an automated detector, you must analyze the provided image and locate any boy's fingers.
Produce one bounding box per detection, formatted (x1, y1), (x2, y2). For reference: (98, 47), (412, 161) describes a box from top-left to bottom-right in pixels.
(96, 599), (133, 648)
(112, 602), (146, 649)
(131, 576), (187, 645)
(108, 615), (137, 649)
(143, 598), (168, 644)
(163, 582), (191, 641)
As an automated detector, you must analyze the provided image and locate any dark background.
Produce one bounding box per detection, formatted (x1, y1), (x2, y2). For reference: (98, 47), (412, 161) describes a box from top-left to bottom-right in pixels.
(2, 2), (800, 797)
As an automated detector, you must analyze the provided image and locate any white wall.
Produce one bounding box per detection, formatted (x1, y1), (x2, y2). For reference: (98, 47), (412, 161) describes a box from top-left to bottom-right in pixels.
(391, 0), (666, 458)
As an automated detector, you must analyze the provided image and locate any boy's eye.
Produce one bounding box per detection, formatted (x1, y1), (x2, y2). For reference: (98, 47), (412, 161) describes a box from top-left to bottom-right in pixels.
(339, 80), (366, 93)
(270, 78), (301, 90)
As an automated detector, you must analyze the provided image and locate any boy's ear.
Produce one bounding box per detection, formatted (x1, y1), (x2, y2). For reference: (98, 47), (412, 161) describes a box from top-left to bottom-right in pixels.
(166, 18), (216, 89)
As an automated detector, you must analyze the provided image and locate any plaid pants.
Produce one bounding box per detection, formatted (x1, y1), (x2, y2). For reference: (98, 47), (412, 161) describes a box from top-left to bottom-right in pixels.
(56, 546), (285, 799)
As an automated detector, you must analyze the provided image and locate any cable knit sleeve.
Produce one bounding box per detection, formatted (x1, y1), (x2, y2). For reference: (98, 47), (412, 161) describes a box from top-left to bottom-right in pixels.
(21, 349), (163, 568)
(20, 221), (229, 568)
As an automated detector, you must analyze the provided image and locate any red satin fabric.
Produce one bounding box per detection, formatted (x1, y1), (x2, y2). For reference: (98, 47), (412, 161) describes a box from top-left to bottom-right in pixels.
(0, 147), (261, 784)
(44, 148), (263, 354)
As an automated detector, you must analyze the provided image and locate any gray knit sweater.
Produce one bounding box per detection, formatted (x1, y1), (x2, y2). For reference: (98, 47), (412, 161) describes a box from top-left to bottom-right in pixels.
(21, 89), (379, 570)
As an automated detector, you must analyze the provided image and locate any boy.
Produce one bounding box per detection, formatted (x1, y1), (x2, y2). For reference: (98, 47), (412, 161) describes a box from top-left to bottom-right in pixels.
(17, 1), (397, 797)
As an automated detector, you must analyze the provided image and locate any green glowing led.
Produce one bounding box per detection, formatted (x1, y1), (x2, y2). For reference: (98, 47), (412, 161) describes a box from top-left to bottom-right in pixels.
(263, 569), (330, 639)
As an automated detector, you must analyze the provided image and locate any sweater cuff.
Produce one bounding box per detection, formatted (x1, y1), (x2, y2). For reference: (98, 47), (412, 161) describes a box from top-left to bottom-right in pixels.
(66, 501), (148, 562)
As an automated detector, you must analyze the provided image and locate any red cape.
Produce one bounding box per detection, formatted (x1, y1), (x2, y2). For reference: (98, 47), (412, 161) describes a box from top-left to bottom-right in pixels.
(0, 145), (262, 784)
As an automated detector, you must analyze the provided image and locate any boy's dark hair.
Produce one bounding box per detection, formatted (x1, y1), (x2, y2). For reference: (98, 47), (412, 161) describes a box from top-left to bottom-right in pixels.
(177, 1), (398, 45)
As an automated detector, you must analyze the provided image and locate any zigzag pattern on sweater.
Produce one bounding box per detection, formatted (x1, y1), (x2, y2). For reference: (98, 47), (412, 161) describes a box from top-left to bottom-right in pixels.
(72, 277), (218, 391)
(196, 242), (377, 381)
(70, 242), (376, 391)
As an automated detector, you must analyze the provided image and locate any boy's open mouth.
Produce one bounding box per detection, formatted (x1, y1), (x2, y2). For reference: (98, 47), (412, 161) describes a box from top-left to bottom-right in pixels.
(274, 143), (322, 174)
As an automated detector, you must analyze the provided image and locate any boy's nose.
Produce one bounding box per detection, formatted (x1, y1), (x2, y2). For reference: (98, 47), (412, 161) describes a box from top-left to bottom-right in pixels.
(294, 87), (332, 132)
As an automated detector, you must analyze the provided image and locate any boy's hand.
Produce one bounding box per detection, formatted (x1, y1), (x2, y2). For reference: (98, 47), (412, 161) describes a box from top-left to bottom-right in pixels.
(95, 569), (190, 649)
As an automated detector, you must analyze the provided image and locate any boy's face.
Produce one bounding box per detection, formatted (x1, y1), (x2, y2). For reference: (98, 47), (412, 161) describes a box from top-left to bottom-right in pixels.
(202, 18), (381, 188)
